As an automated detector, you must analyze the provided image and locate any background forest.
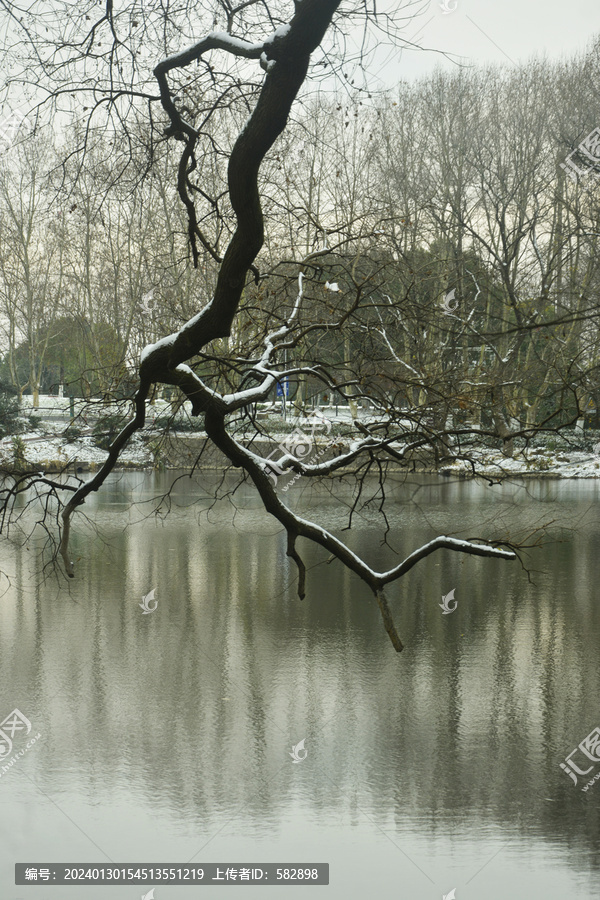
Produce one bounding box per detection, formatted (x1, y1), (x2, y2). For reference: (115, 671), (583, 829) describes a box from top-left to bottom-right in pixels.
(1, 40), (600, 457)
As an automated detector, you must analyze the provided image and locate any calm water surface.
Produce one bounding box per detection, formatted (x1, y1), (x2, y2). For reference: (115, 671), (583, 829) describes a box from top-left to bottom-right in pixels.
(1, 472), (600, 899)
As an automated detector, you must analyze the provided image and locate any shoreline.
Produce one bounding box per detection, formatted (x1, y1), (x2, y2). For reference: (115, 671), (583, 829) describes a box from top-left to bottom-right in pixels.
(3, 426), (600, 480)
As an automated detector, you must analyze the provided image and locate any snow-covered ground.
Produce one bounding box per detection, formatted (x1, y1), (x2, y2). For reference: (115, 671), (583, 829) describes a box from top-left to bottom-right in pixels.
(437, 447), (600, 479)
(4, 398), (600, 477)
(2, 418), (600, 479)
(0, 421), (153, 470)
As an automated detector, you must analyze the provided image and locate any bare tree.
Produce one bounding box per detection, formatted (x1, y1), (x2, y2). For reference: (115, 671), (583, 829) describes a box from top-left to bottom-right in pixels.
(0, 139), (65, 405)
(0, 0), (518, 651)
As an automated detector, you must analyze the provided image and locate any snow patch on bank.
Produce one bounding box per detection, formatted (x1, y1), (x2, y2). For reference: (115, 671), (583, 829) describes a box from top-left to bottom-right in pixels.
(3, 420), (600, 478)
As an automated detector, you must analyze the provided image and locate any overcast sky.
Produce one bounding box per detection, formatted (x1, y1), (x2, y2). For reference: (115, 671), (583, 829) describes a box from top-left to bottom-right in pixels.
(371, 0), (600, 85)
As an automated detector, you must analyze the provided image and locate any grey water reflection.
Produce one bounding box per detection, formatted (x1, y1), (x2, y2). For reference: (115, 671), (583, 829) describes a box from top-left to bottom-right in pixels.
(1, 471), (600, 899)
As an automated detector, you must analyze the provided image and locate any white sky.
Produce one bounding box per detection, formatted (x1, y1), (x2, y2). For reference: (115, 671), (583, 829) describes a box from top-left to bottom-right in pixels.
(373, 0), (600, 84)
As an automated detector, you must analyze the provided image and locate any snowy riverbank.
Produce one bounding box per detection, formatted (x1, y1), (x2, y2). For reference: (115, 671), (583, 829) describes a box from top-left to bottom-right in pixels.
(2, 419), (600, 480)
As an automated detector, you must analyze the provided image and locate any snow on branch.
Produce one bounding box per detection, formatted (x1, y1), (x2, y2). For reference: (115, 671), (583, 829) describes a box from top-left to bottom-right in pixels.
(221, 272), (306, 409)
(378, 536), (516, 584)
(202, 405), (517, 652)
(155, 32), (265, 76)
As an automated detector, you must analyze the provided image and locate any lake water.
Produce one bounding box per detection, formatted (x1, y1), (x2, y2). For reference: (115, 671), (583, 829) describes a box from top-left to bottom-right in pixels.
(1, 471), (600, 899)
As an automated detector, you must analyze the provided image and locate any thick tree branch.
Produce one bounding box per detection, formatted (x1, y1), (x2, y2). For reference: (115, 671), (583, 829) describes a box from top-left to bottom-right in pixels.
(202, 405), (516, 651)
(59, 0), (344, 573)
(143, 0), (343, 371)
(28, 0), (522, 654)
